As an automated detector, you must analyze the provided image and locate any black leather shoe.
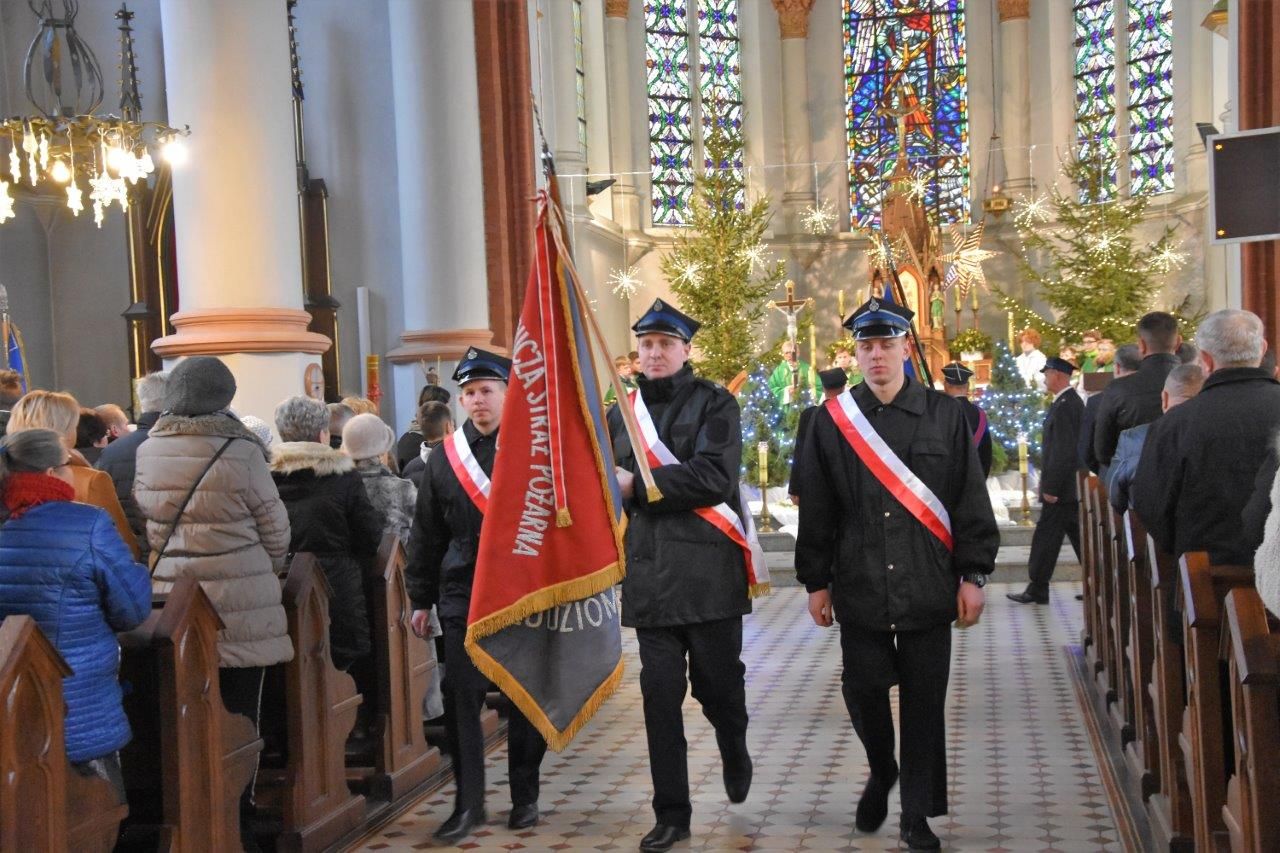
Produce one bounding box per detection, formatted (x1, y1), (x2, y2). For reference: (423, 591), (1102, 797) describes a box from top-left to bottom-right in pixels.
(1007, 591), (1049, 605)
(507, 802), (539, 829)
(900, 814), (941, 851)
(432, 807), (486, 844)
(639, 823), (691, 852)
(854, 764), (899, 832)
(719, 735), (752, 803)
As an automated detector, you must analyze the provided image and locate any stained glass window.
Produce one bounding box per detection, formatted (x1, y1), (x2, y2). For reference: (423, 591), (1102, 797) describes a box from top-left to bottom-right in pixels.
(645, 1), (741, 226)
(573, 0), (588, 155)
(1127, 0), (1173, 195)
(1073, 0), (1118, 200)
(843, 0), (970, 229)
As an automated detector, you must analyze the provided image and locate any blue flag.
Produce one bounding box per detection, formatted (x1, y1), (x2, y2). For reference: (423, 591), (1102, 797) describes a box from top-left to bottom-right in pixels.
(6, 325), (25, 392)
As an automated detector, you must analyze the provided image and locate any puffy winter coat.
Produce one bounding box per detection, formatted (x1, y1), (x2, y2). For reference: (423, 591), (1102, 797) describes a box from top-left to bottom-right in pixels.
(271, 442), (382, 670)
(66, 451), (140, 559)
(95, 410), (160, 561)
(0, 500), (151, 762)
(355, 458), (417, 544)
(135, 412), (294, 668)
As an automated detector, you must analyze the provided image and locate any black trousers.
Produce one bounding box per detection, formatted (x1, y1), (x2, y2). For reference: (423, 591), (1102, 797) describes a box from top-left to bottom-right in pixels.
(218, 666), (265, 815)
(635, 616), (748, 828)
(441, 617), (547, 811)
(839, 623), (951, 819)
(1027, 500), (1083, 596)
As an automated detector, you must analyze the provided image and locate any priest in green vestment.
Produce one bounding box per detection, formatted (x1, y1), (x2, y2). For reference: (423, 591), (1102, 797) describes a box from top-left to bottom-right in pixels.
(768, 339), (819, 406)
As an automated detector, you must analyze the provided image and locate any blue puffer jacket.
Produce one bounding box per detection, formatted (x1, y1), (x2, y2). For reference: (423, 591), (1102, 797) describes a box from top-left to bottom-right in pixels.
(0, 500), (152, 763)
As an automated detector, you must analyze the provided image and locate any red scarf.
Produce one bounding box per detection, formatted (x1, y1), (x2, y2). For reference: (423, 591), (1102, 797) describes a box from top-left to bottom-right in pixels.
(3, 472), (75, 520)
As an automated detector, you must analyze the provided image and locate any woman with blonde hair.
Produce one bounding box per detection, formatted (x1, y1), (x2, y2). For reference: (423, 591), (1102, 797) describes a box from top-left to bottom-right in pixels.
(7, 390), (140, 557)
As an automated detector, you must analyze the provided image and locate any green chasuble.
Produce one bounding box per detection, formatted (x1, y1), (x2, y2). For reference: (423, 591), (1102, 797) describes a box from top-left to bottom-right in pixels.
(767, 360), (819, 406)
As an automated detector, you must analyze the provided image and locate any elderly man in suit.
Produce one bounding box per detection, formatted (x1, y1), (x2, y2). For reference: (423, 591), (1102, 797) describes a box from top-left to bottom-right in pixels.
(1009, 357), (1085, 605)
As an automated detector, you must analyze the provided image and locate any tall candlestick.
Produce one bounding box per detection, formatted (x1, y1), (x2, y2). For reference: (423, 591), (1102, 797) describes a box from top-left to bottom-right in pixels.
(1007, 311), (1016, 349)
(757, 440), (774, 532)
(1017, 434), (1032, 526)
(971, 287), (980, 311)
(1017, 435), (1028, 474)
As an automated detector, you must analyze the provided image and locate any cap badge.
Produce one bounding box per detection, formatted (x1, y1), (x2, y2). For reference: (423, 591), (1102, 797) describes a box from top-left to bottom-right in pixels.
(868, 298), (880, 312)
(466, 348), (478, 359)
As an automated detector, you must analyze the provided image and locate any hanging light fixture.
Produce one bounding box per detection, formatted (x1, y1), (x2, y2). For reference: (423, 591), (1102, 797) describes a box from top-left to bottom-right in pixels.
(0, 1), (190, 227)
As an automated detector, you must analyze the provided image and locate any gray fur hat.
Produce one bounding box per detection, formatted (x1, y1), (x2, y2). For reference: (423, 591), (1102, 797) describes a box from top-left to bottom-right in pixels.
(165, 356), (236, 415)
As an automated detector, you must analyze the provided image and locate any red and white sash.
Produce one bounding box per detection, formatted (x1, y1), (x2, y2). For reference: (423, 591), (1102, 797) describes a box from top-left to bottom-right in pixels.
(442, 426), (490, 514)
(824, 393), (954, 552)
(629, 391), (770, 596)
(973, 407), (988, 449)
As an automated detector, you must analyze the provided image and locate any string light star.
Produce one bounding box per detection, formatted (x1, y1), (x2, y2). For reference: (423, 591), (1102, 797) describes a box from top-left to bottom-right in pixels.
(1151, 242), (1188, 273)
(676, 260), (702, 286)
(904, 171), (930, 203)
(941, 221), (999, 295)
(739, 242), (770, 274)
(607, 264), (641, 298)
(1093, 232), (1118, 258)
(0, 181), (14, 224)
(1013, 195), (1052, 229)
(801, 199), (836, 235)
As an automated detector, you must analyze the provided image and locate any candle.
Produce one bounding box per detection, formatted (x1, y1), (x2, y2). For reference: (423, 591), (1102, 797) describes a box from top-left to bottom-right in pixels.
(837, 289), (845, 319)
(1007, 311), (1015, 349)
(757, 441), (769, 487)
(954, 286), (963, 312)
(809, 324), (818, 371)
(1017, 435), (1029, 475)
(971, 286), (980, 311)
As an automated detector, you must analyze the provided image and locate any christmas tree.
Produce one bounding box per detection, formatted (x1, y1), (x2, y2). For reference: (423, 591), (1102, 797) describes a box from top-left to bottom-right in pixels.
(981, 342), (1045, 468)
(738, 365), (813, 487)
(662, 112), (785, 385)
(1006, 112), (1187, 343)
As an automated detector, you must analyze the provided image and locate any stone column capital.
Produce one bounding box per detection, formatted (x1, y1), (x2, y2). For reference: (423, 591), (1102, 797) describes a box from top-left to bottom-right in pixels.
(772, 0), (816, 40)
(605, 0), (629, 19)
(998, 0), (1030, 22)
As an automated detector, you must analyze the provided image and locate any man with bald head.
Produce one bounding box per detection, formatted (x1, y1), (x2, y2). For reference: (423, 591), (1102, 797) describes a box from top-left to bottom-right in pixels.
(1134, 310), (1280, 563)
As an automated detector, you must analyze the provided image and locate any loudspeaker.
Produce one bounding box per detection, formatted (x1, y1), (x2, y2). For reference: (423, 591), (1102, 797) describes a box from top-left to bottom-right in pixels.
(1208, 127), (1280, 244)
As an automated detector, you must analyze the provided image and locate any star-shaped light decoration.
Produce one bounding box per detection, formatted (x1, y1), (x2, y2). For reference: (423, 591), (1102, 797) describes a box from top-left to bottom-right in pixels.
(1092, 231), (1118, 258)
(0, 180), (14, 224)
(904, 171), (930, 203)
(867, 232), (906, 270)
(676, 260), (702, 286)
(801, 199), (836, 235)
(65, 181), (83, 216)
(1013, 195), (1052, 229)
(1151, 242), (1188, 273)
(739, 242), (770, 274)
(940, 221), (999, 295)
(607, 264), (641, 298)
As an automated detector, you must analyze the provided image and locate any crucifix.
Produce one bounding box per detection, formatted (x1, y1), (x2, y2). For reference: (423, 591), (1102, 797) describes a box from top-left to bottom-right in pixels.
(769, 280), (812, 346)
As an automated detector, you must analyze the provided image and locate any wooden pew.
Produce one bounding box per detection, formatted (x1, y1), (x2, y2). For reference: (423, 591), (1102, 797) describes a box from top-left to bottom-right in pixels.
(1106, 503), (1134, 743)
(1078, 470), (1096, 655)
(347, 534), (442, 802)
(1178, 552), (1254, 853)
(1146, 534), (1194, 850)
(117, 578), (263, 852)
(1087, 476), (1118, 702)
(1123, 511), (1159, 797)
(1221, 586), (1280, 853)
(0, 615), (129, 852)
(255, 553), (367, 853)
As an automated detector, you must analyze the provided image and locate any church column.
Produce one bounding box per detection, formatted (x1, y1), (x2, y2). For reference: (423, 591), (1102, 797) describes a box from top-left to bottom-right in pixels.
(155, 0), (330, 421)
(604, 0), (641, 230)
(1238, 0), (1280, 344)
(772, 0), (817, 231)
(998, 0), (1032, 192)
(385, 0), (495, 431)
(547, 0), (589, 219)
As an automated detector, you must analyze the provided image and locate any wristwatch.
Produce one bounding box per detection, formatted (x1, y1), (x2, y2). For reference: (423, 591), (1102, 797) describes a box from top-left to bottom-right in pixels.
(960, 573), (988, 588)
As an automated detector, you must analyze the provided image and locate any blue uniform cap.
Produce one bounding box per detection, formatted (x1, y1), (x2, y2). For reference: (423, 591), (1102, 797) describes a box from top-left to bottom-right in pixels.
(631, 298), (700, 342)
(453, 347), (512, 386)
(1041, 356), (1077, 375)
(843, 297), (914, 340)
(941, 362), (974, 386)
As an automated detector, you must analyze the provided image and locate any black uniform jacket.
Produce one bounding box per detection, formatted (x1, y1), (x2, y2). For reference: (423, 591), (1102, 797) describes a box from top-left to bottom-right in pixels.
(1133, 367), (1280, 565)
(956, 396), (993, 478)
(788, 404), (819, 497)
(1089, 353), (1179, 470)
(607, 365), (751, 629)
(794, 377), (999, 631)
(1040, 387), (1085, 502)
(405, 420), (495, 621)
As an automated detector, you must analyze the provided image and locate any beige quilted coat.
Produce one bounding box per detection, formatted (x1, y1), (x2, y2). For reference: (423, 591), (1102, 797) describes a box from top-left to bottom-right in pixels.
(134, 412), (294, 668)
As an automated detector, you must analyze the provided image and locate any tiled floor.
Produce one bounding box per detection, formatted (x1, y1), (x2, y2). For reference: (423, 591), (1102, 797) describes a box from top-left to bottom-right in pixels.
(352, 584), (1123, 852)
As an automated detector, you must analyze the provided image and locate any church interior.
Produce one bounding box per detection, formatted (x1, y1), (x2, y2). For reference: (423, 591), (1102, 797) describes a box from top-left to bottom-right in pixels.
(2, 0), (1280, 851)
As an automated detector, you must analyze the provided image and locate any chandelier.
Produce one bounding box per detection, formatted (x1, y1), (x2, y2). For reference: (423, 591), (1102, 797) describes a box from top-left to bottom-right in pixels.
(0, 1), (189, 227)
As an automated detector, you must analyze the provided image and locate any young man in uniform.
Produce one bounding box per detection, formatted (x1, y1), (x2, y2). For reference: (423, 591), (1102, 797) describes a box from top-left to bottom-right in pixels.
(405, 348), (547, 844)
(608, 299), (760, 853)
(940, 362), (993, 478)
(795, 299), (999, 851)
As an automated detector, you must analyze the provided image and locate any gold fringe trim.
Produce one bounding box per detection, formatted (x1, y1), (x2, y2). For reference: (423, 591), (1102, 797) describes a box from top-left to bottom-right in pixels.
(749, 581), (772, 599)
(465, 634), (625, 752)
(464, 561), (623, 644)
(556, 507), (572, 527)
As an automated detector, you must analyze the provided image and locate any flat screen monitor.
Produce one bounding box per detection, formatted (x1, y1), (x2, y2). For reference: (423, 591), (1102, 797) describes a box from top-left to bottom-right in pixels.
(1208, 126), (1280, 245)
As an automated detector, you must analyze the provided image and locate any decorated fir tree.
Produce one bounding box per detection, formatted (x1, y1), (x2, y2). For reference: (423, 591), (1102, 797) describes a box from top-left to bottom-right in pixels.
(1008, 113), (1187, 343)
(662, 116), (785, 385)
(981, 342), (1045, 470)
(738, 365), (812, 487)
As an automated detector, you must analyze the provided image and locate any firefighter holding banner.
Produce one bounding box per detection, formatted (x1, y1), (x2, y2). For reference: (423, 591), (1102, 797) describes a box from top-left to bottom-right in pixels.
(404, 348), (547, 844)
(794, 298), (998, 853)
(608, 299), (768, 853)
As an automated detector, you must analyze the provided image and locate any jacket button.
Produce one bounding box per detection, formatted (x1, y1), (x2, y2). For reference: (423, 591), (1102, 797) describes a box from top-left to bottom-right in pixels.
(890, 623), (897, 630)
(888, 563), (895, 570)
(884, 511), (890, 517)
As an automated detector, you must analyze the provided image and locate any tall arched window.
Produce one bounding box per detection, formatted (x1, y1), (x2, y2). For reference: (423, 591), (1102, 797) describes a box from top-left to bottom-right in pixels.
(645, 0), (743, 226)
(573, 0), (588, 156)
(1073, 0), (1174, 198)
(843, 1), (970, 229)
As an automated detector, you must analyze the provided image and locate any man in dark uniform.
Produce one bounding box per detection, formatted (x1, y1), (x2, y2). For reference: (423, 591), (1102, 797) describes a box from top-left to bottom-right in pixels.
(790, 367), (849, 503)
(795, 298), (998, 852)
(405, 348), (547, 844)
(1008, 356), (1084, 605)
(607, 299), (757, 853)
(940, 362), (992, 477)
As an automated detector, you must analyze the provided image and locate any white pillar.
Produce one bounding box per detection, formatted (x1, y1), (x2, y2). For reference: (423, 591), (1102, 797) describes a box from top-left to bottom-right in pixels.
(773, 0), (817, 231)
(998, 0), (1032, 192)
(155, 0), (330, 422)
(546, 0), (590, 220)
(385, 0), (494, 430)
(604, 0), (641, 230)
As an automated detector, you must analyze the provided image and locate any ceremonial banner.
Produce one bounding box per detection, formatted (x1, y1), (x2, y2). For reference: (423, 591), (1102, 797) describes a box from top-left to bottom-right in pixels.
(465, 194), (626, 751)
